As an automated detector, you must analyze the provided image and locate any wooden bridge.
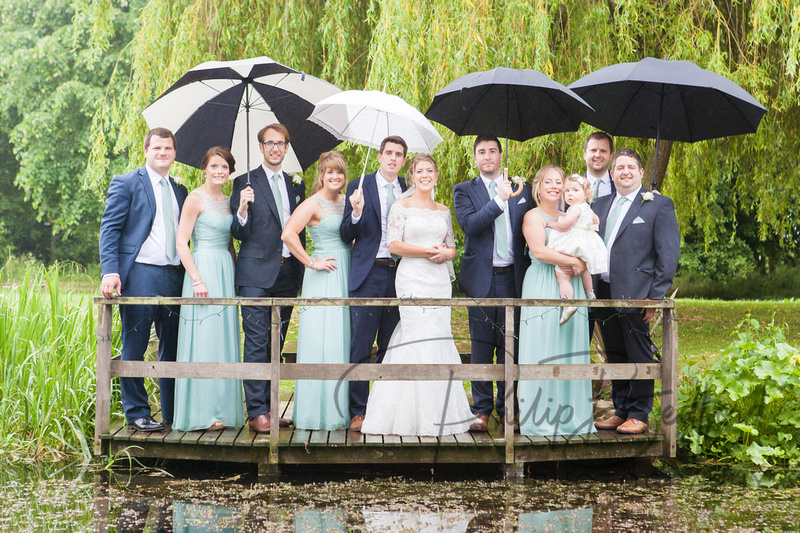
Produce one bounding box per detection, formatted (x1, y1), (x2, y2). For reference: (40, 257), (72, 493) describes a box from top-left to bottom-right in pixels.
(94, 296), (677, 479)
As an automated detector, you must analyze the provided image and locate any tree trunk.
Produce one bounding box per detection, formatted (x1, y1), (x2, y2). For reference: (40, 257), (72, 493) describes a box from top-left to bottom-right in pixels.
(644, 139), (673, 191)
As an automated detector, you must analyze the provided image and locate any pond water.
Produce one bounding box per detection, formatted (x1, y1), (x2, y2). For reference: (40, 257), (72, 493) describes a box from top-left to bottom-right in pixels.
(2, 460), (799, 532)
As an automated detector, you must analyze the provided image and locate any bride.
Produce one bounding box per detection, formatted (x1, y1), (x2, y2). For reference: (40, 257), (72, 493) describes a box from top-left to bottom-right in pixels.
(361, 154), (477, 436)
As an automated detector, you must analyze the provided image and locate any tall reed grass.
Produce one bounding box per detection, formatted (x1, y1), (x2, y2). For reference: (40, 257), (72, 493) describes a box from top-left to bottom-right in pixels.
(0, 263), (116, 461)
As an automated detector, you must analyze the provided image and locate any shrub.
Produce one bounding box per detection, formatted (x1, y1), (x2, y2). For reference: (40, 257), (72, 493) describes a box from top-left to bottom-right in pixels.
(677, 318), (800, 467)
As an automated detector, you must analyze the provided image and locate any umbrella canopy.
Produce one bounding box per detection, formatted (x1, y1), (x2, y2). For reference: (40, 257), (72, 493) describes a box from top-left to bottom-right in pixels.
(425, 67), (594, 142)
(309, 90), (443, 154)
(142, 56), (342, 176)
(568, 57), (766, 143)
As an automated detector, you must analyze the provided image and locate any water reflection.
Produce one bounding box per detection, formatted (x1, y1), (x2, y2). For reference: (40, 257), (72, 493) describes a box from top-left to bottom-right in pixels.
(2, 461), (800, 531)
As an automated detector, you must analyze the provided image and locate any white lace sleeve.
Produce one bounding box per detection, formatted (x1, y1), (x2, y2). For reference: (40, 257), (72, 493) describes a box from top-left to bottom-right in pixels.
(444, 210), (456, 248)
(386, 203), (406, 245)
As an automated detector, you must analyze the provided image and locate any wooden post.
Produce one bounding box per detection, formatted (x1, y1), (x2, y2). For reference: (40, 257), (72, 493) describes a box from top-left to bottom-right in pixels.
(267, 304), (281, 477)
(94, 302), (113, 455)
(503, 304), (517, 477)
(661, 305), (678, 457)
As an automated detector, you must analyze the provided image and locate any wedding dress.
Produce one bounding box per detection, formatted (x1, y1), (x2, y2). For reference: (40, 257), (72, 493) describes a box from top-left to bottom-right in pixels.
(361, 204), (475, 436)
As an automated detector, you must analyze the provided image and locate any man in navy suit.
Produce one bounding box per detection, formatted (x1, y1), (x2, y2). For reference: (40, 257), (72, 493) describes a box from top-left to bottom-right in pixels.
(340, 136), (408, 432)
(99, 127), (188, 432)
(230, 123), (305, 433)
(453, 134), (532, 432)
(592, 148), (680, 434)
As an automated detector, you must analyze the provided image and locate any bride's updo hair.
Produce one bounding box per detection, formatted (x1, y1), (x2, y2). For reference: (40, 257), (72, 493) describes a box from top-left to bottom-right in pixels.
(531, 164), (565, 205)
(311, 151), (348, 195)
(408, 153), (439, 177)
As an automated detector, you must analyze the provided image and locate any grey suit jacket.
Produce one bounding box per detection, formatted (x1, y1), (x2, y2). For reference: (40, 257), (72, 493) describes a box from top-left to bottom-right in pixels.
(592, 186), (680, 306)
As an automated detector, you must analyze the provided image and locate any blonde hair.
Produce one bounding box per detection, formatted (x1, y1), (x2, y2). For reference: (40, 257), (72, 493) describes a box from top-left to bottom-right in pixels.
(311, 151), (348, 195)
(565, 173), (593, 203)
(531, 165), (565, 205)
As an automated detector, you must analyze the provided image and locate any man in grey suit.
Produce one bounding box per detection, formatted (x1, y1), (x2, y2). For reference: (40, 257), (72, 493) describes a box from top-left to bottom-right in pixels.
(230, 123), (305, 433)
(591, 148), (679, 434)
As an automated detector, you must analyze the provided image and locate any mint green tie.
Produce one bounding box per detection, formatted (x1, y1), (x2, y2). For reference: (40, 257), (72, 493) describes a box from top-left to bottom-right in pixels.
(385, 182), (396, 216)
(160, 177), (176, 261)
(593, 178), (601, 199)
(488, 181), (509, 258)
(603, 196), (628, 245)
(272, 173), (285, 227)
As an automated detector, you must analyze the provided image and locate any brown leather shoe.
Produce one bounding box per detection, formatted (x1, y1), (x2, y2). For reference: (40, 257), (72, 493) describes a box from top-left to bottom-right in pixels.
(616, 418), (648, 434)
(248, 414), (270, 433)
(349, 414), (365, 432)
(469, 413), (489, 432)
(594, 415), (626, 430)
(275, 414), (292, 428)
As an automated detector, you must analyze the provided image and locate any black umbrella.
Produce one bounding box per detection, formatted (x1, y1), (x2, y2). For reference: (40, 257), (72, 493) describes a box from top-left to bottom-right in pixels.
(142, 56), (342, 182)
(425, 67), (594, 173)
(568, 57), (767, 189)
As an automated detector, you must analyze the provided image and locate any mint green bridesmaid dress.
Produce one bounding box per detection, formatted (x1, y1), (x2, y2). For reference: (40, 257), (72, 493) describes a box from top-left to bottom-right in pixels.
(292, 196), (351, 430)
(173, 192), (245, 431)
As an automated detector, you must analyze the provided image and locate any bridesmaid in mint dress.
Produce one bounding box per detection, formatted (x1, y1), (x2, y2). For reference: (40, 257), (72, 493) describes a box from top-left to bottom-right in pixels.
(282, 151), (351, 430)
(173, 147), (246, 432)
(518, 165), (596, 436)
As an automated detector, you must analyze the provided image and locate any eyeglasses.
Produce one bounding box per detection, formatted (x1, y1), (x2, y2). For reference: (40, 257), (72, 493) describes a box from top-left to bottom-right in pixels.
(260, 141), (288, 149)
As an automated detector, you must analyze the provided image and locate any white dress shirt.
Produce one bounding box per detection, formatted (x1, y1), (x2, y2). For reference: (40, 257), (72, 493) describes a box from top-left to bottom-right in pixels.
(237, 165), (292, 257)
(601, 187), (641, 282)
(351, 170), (402, 259)
(480, 174), (513, 267)
(135, 164), (181, 266)
(587, 171), (613, 200)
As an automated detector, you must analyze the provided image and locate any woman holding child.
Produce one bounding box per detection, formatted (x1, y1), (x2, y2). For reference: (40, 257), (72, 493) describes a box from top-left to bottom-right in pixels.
(517, 165), (597, 437)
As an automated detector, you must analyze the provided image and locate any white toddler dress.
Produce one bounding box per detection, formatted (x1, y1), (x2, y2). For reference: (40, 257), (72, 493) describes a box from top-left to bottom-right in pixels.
(546, 203), (608, 275)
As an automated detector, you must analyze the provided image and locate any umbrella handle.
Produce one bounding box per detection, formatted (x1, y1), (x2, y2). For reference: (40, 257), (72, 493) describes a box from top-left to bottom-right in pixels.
(505, 168), (524, 198)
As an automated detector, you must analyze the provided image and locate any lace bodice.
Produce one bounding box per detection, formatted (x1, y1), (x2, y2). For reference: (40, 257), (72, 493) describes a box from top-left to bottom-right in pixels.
(312, 195), (345, 220)
(387, 204), (455, 248)
(195, 190), (231, 216)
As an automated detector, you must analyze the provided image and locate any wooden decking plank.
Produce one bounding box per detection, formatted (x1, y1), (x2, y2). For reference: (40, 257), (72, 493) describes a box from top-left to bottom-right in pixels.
(162, 428), (184, 445)
(251, 431), (271, 447)
(454, 432), (475, 445)
(563, 434), (586, 445)
(346, 431), (365, 446)
(418, 436), (438, 446)
(364, 434), (383, 445)
(383, 434), (402, 447)
(291, 429), (312, 447)
(400, 435), (420, 446)
(327, 430), (346, 446)
(179, 429), (203, 445)
(544, 435), (568, 446)
(216, 426), (242, 446)
(234, 426), (257, 447)
(526, 435), (551, 446)
(198, 428), (222, 445)
(309, 430), (329, 446)
(438, 434), (458, 446)
(470, 431), (495, 446)
(595, 429), (625, 443)
(580, 431), (603, 444)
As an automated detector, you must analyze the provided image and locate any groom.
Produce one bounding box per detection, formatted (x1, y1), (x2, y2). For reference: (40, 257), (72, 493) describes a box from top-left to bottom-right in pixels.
(592, 148), (679, 434)
(340, 135), (408, 432)
(453, 134), (532, 432)
(230, 123), (306, 433)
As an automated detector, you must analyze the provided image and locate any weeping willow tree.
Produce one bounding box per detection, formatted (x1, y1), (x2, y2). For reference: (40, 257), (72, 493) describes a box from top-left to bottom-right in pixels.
(83, 0), (800, 254)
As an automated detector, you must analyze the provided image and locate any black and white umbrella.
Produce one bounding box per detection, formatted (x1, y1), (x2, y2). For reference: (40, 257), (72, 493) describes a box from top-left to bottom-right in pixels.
(142, 56), (342, 180)
(568, 57), (767, 189)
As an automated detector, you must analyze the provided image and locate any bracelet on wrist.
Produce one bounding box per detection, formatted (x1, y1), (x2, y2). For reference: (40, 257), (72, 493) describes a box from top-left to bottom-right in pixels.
(193, 280), (203, 287)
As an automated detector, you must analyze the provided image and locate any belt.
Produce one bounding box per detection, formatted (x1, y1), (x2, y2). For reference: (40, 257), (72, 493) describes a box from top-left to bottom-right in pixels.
(493, 265), (514, 274)
(281, 257), (292, 265)
(374, 258), (398, 267)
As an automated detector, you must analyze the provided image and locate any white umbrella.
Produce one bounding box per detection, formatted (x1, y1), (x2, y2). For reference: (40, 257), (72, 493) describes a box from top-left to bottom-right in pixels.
(308, 90), (443, 190)
(142, 56), (342, 179)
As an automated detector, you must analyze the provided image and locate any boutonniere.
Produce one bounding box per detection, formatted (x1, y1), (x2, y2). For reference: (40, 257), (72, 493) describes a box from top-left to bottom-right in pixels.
(641, 191), (654, 202)
(291, 174), (303, 185)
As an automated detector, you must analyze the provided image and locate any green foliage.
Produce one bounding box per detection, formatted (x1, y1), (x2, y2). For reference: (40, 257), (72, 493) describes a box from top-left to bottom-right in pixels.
(0, 263), (119, 460)
(675, 266), (800, 300)
(677, 318), (800, 467)
(83, 0), (800, 256)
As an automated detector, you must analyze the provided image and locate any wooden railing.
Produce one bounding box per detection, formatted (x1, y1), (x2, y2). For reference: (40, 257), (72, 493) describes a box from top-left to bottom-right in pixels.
(94, 296), (677, 470)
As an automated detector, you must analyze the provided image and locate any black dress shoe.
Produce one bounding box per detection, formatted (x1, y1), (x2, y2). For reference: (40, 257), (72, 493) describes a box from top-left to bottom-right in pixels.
(129, 416), (165, 431)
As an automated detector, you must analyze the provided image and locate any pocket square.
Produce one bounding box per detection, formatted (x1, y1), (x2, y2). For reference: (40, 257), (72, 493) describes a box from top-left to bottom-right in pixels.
(632, 216), (646, 224)
(517, 197), (526, 205)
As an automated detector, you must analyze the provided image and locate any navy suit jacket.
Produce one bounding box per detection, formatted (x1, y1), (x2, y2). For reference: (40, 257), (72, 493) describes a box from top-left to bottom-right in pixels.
(453, 176), (533, 298)
(340, 171), (407, 292)
(99, 166), (188, 288)
(592, 186), (680, 307)
(230, 166), (305, 289)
